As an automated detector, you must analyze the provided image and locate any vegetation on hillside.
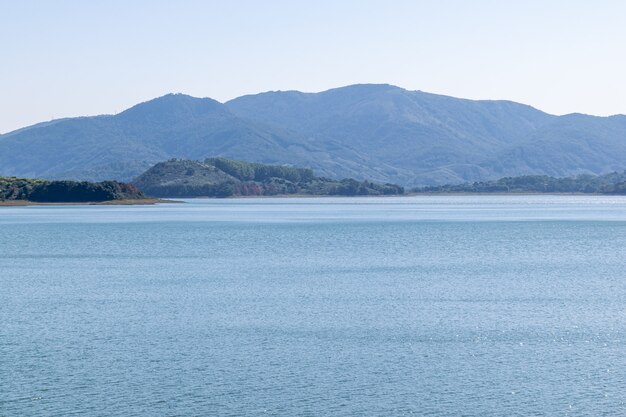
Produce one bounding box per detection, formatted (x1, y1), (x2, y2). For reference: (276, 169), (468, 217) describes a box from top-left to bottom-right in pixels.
(205, 157), (316, 183)
(133, 158), (404, 198)
(412, 172), (626, 194)
(0, 177), (145, 202)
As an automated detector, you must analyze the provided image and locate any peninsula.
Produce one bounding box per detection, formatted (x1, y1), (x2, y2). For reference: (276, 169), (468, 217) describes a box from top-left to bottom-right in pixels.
(0, 176), (156, 205)
(133, 158), (404, 198)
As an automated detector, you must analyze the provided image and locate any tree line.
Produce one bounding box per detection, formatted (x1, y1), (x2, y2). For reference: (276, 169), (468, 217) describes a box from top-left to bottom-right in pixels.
(1, 177), (145, 202)
(413, 172), (626, 194)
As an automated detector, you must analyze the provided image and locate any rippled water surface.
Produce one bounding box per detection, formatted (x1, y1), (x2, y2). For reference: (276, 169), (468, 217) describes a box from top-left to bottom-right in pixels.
(2, 196), (626, 416)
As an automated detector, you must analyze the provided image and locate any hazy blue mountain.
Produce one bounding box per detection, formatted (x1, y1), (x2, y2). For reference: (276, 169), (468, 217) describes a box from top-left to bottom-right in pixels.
(0, 94), (383, 182)
(228, 84), (566, 185)
(227, 84), (566, 184)
(486, 113), (626, 177)
(2, 85), (626, 185)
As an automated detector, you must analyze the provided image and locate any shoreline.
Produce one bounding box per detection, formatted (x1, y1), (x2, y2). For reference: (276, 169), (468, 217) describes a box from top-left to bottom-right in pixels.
(0, 198), (179, 207)
(405, 192), (610, 196)
(3, 193), (623, 206)
(170, 192), (619, 199)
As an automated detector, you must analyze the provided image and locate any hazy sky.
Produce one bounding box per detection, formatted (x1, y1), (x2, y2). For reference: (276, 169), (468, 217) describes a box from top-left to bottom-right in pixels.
(1, 0), (625, 133)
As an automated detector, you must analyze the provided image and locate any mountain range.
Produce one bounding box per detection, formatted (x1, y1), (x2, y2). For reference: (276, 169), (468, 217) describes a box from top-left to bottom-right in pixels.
(1, 84), (625, 186)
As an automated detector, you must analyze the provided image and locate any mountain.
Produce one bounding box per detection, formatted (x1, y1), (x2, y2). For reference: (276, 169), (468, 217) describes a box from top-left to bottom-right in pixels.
(0, 94), (382, 182)
(133, 158), (404, 197)
(2, 85), (626, 186)
(227, 84), (626, 185)
(486, 113), (626, 177)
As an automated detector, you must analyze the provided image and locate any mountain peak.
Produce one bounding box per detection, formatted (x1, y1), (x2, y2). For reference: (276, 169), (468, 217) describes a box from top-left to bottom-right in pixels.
(324, 83), (402, 92)
(118, 93), (225, 121)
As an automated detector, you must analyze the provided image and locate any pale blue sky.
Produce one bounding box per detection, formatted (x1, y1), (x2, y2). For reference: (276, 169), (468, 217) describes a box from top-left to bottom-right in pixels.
(1, 0), (625, 133)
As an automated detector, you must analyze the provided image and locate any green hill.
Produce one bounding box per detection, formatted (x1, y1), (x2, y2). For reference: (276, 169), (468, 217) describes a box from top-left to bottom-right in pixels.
(413, 171), (626, 194)
(133, 158), (404, 197)
(0, 177), (145, 203)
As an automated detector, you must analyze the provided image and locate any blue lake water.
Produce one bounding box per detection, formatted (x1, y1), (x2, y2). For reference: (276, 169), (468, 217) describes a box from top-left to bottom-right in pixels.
(2, 195), (626, 416)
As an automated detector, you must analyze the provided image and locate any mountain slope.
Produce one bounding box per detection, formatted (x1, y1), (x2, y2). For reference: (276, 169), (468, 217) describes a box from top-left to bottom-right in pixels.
(2, 85), (626, 186)
(226, 84), (562, 184)
(0, 94), (382, 182)
(486, 114), (626, 177)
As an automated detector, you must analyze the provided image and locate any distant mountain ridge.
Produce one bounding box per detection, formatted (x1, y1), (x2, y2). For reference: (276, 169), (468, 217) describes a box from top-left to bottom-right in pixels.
(1, 84), (626, 186)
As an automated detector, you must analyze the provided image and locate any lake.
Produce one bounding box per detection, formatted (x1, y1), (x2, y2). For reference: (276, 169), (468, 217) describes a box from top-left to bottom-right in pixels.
(2, 195), (626, 416)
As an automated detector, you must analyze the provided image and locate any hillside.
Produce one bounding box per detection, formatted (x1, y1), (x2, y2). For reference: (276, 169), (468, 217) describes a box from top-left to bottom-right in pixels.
(133, 158), (404, 197)
(0, 177), (145, 203)
(2, 85), (626, 186)
(413, 171), (626, 194)
(227, 84), (626, 185)
(0, 94), (389, 183)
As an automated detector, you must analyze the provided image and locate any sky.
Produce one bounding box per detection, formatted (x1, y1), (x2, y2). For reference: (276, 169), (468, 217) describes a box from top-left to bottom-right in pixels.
(1, 0), (626, 133)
